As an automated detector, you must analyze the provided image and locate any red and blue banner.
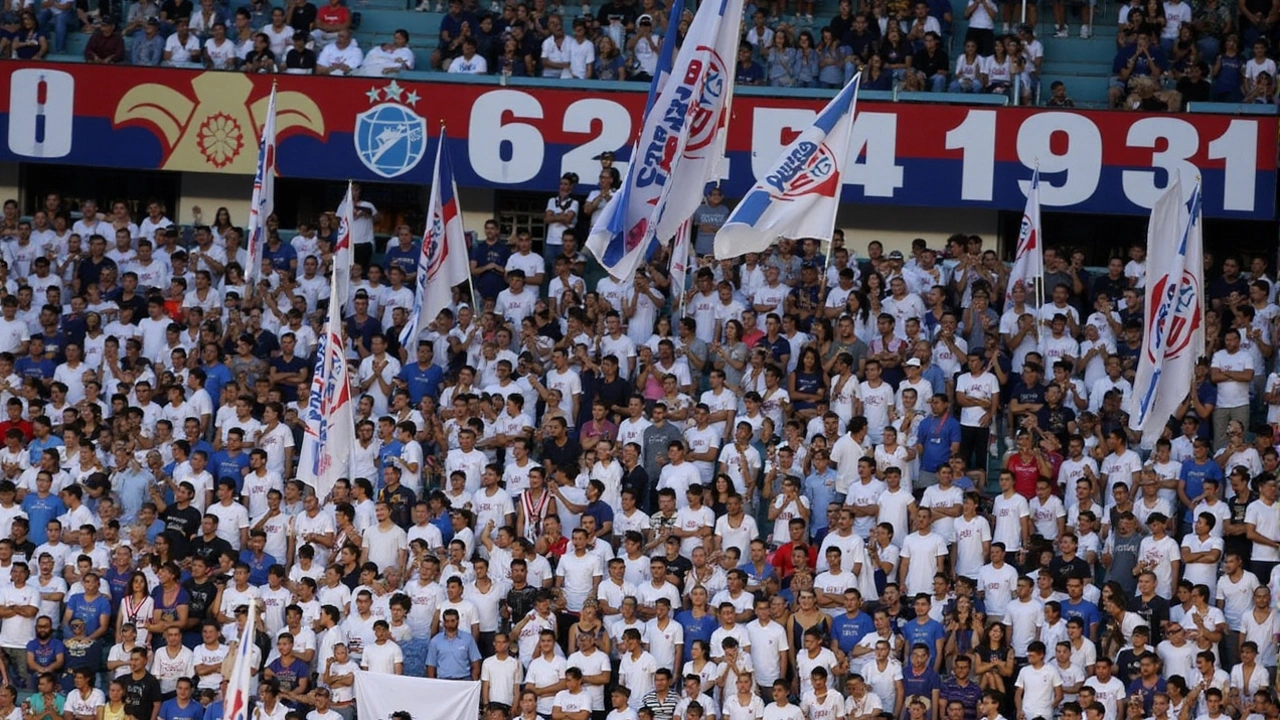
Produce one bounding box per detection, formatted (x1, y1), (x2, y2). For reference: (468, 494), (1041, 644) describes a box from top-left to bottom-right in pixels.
(2, 63), (1274, 219)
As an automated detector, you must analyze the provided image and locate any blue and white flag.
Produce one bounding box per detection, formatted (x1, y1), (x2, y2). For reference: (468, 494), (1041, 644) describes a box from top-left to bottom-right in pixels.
(1129, 174), (1204, 443)
(585, 0), (739, 280)
(1006, 167), (1043, 307)
(244, 85), (277, 291)
(714, 74), (862, 260)
(402, 130), (469, 349)
(222, 600), (258, 720)
(297, 268), (355, 500)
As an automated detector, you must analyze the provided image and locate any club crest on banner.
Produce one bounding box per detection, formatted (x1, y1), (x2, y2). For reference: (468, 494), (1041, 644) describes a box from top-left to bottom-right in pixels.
(683, 48), (728, 154)
(355, 81), (427, 179)
(1146, 268), (1202, 362)
(763, 140), (840, 201)
(424, 220), (448, 281)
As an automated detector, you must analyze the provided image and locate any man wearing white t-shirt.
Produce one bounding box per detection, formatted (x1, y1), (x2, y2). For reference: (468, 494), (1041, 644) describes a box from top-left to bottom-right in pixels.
(1210, 330), (1254, 450)
(898, 507), (948, 597)
(954, 353), (999, 488)
(1014, 641), (1062, 720)
(555, 529), (603, 616)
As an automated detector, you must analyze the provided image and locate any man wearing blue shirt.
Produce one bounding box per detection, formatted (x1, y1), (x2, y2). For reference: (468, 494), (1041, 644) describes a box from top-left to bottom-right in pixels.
(803, 451), (839, 535)
(26, 616), (67, 680)
(830, 589), (875, 657)
(674, 586), (719, 663)
(425, 608), (481, 680)
(469, 220), (511, 302)
(397, 343), (444, 405)
(902, 594), (947, 672)
(1179, 438), (1223, 523)
(210, 431), (251, 496)
(916, 393), (961, 490)
(734, 44), (763, 86)
(158, 677), (203, 720)
(63, 573), (111, 642)
(238, 532), (278, 586)
(381, 226), (420, 282)
(21, 471), (66, 546)
(26, 418), (61, 467)
(1061, 576), (1102, 641)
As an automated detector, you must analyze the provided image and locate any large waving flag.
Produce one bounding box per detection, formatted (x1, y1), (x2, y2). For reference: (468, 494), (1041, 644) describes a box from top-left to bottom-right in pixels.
(223, 599), (258, 720)
(653, 0), (743, 242)
(714, 74), (862, 259)
(244, 85), (277, 292)
(333, 183), (354, 306)
(298, 266), (356, 500)
(402, 130), (469, 349)
(585, 0), (739, 280)
(1129, 174), (1204, 443)
(1006, 167), (1043, 307)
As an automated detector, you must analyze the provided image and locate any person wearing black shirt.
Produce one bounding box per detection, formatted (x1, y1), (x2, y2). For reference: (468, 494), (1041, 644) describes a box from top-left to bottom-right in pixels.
(827, 0), (857, 43)
(1047, 534), (1091, 591)
(909, 32), (949, 91)
(539, 417), (581, 477)
(283, 31), (317, 72)
(157, 482), (202, 561)
(1177, 62), (1213, 104)
(181, 557), (220, 647)
(1092, 258), (1130, 303)
(595, 0), (636, 37)
(1127, 571), (1170, 644)
(377, 467), (416, 530)
(1224, 467), (1257, 561)
(844, 13), (877, 63)
(188, 516), (233, 569)
(123, 647), (162, 720)
(285, 0), (316, 33)
(159, 0), (192, 24)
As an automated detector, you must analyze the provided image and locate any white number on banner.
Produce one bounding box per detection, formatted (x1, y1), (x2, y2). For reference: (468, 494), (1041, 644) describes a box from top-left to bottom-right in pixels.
(1208, 120), (1258, 212)
(7, 69), (74, 159)
(845, 112), (905, 198)
(1120, 117), (1200, 208)
(468, 90), (545, 184)
(1016, 112), (1101, 205)
(749, 107), (815, 181)
(560, 98), (632, 184)
(944, 110), (997, 201)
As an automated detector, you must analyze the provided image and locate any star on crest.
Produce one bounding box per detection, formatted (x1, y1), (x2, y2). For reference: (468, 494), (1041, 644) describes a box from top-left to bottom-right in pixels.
(384, 80), (405, 102)
(365, 86), (382, 104)
(404, 90), (421, 106)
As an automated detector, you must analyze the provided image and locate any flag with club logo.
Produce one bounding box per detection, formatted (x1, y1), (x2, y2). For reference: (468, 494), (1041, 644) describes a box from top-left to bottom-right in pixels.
(1006, 167), (1043, 307)
(333, 182), (354, 305)
(244, 85), (277, 291)
(586, 0), (739, 281)
(297, 268), (355, 500)
(1129, 174), (1204, 442)
(402, 130), (469, 349)
(222, 600), (258, 720)
(714, 74), (861, 259)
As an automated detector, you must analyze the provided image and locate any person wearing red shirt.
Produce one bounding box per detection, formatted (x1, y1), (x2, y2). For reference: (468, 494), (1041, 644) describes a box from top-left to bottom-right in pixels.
(1005, 429), (1051, 498)
(0, 400), (31, 442)
(310, 0), (349, 46)
(771, 517), (818, 580)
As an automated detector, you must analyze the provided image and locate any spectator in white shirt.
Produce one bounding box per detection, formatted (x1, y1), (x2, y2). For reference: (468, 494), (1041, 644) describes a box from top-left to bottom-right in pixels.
(447, 37), (488, 74)
(361, 30), (415, 76)
(316, 30), (362, 76)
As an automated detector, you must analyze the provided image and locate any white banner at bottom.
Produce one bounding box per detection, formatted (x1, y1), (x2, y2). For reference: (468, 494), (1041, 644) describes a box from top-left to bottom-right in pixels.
(354, 670), (481, 720)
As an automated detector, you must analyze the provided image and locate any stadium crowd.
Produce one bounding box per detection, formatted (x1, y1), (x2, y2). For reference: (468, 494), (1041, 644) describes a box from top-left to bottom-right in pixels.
(0, 175), (1272, 720)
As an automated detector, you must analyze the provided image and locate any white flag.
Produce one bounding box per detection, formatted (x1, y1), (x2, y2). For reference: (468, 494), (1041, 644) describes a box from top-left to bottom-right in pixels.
(1129, 175), (1205, 441)
(297, 269), (356, 500)
(585, 0), (741, 281)
(402, 130), (469, 349)
(222, 600), (257, 720)
(1006, 167), (1043, 307)
(244, 86), (277, 291)
(714, 74), (861, 260)
(353, 671), (480, 720)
